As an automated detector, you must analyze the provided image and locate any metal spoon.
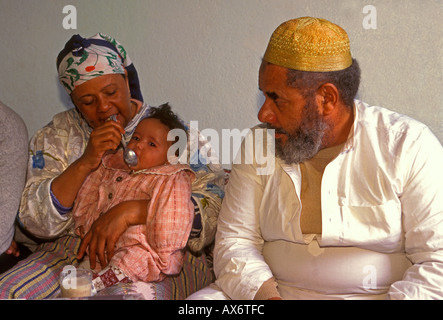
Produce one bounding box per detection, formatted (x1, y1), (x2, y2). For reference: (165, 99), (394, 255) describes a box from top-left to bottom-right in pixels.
(108, 115), (138, 167)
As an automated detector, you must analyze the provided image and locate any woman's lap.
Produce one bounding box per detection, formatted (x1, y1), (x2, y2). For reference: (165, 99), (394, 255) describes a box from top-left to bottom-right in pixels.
(0, 236), (214, 300)
(0, 235), (80, 299)
(152, 250), (215, 300)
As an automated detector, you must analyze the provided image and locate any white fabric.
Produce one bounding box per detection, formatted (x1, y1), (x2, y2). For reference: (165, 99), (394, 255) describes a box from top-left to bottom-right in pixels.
(263, 237), (411, 299)
(213, 100), (443, 300)
(186, 283), (230, 300)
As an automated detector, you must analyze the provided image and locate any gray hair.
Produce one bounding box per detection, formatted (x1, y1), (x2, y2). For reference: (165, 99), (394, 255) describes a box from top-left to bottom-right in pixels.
(286, 58), (361, 108)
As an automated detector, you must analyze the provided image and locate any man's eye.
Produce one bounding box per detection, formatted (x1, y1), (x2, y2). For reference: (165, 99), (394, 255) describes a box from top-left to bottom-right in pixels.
(267, 92), (279, 101)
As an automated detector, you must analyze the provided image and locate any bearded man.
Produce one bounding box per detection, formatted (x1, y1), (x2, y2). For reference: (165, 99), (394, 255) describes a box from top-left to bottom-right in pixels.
(188, 17), (443, 300)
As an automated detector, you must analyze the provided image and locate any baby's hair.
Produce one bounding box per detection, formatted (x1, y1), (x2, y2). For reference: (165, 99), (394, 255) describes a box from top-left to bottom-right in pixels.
(144, 103), (187, 157)
(146, 103), (186, 133)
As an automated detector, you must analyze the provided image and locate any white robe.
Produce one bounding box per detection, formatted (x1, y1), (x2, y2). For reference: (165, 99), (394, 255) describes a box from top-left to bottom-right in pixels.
(212, 100), (443, 300)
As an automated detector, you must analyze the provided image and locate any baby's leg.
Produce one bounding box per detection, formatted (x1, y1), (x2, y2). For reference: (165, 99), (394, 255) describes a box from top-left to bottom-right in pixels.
(92, 265), (131, 292)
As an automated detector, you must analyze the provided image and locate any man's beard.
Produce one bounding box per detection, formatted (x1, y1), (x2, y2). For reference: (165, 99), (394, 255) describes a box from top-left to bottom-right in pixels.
(268, 99), (330, 164)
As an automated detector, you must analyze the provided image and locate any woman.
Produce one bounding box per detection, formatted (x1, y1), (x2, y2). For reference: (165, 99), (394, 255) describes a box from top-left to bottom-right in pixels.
(1, 33), (223, 299)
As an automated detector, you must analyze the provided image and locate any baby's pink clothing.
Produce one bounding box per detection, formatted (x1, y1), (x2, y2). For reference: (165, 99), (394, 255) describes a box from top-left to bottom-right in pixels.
(72, 150), (195, 282)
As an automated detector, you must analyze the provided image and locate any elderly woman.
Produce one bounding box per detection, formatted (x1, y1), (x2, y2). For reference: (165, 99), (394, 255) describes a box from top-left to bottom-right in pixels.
(0, 33), (223, 299)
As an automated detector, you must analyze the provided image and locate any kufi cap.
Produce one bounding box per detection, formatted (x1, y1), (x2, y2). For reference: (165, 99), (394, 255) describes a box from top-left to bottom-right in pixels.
(263, 17), (352, 72)
(56, 33), (143, 101)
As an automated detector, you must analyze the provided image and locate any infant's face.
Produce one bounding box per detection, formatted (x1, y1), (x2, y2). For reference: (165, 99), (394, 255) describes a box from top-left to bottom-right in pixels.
(127, 118), (171, 170)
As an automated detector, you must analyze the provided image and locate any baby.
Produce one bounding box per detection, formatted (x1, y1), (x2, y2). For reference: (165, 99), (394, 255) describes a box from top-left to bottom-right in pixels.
(72, 104), (194, 293)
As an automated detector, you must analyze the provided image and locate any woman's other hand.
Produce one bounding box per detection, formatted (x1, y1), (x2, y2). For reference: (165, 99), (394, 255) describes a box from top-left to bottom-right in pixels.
(5, 240), (20, 257)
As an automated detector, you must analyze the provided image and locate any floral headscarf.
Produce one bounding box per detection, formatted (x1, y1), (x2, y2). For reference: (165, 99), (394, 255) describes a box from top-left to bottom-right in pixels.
(56, 33), (143, 101)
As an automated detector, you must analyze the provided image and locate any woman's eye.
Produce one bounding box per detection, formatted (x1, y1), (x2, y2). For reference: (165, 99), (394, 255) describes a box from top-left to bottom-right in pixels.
(104, 87), (117, 96)
(81, 98), (95, 106)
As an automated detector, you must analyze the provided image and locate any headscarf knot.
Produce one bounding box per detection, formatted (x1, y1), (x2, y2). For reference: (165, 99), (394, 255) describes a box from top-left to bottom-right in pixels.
(68, 34), (92, 57)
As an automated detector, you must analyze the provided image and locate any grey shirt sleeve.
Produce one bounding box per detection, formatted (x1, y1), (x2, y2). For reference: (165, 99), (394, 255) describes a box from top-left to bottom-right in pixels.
(0, 101), (28, 253)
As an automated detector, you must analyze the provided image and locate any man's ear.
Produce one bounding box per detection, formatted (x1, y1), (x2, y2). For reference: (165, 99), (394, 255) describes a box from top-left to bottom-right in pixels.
(315, 83), (339, 115)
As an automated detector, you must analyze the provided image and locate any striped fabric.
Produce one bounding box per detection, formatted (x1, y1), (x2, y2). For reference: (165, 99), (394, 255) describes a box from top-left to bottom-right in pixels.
(0, 236), (214, 299)
(0, 236), (80, 299)
(152, 249), (214, 300)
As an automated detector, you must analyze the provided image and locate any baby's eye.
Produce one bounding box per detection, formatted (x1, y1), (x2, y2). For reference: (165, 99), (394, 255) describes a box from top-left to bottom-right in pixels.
(131, 136), (140, 141)
(148, 142), (156, 147)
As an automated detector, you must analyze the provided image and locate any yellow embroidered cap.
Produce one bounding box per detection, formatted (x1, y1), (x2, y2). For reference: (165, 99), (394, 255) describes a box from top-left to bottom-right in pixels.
(263, 17), (352, 72)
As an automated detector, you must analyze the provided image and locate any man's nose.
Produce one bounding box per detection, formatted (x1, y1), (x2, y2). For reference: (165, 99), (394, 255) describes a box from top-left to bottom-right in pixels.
(258, 99), (277, 124)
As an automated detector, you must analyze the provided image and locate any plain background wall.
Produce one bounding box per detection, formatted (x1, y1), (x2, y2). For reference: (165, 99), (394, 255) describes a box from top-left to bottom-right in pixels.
(0, 0), (441, 167)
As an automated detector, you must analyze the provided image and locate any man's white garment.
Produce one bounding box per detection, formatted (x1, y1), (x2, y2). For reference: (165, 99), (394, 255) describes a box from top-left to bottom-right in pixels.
(210, 100), (443, 300)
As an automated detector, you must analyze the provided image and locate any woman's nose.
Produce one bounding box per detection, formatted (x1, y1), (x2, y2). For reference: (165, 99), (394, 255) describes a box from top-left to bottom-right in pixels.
(96, 96), (111, 113)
